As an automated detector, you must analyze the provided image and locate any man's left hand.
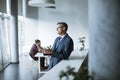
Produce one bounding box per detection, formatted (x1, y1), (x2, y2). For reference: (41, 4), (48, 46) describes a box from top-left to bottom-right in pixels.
(43, 48), (52, 54)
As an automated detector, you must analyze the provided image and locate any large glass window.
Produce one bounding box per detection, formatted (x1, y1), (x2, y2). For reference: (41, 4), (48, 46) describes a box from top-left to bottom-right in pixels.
(0, 26), (3, 71)
(0, 12), (11, 71)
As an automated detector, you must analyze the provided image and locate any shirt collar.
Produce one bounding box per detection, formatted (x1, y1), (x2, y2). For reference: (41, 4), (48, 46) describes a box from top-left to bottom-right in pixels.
(60, 34), (66, 39)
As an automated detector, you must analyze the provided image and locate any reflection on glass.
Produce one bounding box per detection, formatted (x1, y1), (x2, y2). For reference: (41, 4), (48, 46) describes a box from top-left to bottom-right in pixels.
(0, 22), (3, 71)
(0, 12), (10, 71)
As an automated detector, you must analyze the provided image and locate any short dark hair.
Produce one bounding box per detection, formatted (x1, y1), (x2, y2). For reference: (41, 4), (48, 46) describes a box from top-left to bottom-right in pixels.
(57, 22), (68, 31)
(35, 39), (40, 44)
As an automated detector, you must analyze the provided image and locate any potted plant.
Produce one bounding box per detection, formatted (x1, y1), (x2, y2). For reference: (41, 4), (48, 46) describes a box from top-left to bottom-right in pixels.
(78, 37), (85, 51)
(59, 56), (93, 80)
(59, 66), (93, 80)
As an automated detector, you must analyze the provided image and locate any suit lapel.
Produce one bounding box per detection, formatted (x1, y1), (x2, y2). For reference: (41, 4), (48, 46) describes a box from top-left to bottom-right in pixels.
(56, 34), (68, 49)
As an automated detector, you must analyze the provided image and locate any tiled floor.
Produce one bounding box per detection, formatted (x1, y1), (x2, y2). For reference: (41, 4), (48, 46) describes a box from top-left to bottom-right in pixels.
(0, 55), (44, 80)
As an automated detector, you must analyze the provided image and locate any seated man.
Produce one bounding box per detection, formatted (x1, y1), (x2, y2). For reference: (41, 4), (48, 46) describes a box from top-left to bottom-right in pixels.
(29, 39), (45, 69)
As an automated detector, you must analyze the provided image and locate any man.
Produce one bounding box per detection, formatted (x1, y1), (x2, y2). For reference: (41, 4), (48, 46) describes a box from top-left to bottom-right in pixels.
(43, 22), (74, 70)
(29, 39), (45, 69)
(29, 39), (42, 61)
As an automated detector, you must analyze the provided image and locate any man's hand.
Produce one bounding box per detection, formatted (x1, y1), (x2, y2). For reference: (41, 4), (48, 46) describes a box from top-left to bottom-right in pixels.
(42, 48), (52, 54)
(37, 46), (42, 52)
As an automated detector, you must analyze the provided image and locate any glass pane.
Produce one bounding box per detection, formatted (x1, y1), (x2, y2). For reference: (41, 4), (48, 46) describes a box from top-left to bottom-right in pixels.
(0, 53), (2, 71)
(0, 19), (3, 71)
(0, 12), (10, 69)
(0, 46), (2, 71)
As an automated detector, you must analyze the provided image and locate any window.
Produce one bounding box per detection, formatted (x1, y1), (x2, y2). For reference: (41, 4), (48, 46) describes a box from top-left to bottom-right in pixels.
(0, 12), (11, 71)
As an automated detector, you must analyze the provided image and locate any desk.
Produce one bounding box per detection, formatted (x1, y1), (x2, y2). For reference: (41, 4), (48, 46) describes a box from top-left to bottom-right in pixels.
(35, 53), (51, 73)
(38, 49), (88, 80)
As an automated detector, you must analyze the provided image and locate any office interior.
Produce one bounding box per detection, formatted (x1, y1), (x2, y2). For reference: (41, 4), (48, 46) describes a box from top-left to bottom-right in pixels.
(0, 0), (120, 80)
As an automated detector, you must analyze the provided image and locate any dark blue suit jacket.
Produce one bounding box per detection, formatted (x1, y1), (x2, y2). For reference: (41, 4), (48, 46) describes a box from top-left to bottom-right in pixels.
(49, 34), (74, 69)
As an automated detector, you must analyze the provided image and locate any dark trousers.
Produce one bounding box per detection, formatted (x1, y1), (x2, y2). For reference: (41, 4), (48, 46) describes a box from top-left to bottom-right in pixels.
(40, 57), (45, 67)
(48, 57), (61, 70)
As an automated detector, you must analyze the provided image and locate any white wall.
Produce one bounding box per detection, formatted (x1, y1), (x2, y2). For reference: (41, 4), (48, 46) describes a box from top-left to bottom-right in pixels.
(24, 18), (39, 45)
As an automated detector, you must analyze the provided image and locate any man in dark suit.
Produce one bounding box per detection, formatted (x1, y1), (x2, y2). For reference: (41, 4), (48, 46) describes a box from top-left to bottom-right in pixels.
(43, 22), (74, 70)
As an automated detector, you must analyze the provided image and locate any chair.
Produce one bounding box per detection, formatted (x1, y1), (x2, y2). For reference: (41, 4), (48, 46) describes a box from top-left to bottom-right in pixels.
(28, 55), (38, 69)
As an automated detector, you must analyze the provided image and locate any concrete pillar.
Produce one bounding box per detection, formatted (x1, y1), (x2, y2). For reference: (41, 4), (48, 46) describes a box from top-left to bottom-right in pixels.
(9, 0), (19, 63)
(0, 0), (6, 13)
(89, 0), (120, 80)
(23, 0), (27, 17)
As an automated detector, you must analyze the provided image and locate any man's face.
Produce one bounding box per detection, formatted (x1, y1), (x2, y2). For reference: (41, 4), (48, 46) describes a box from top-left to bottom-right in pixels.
(37, 42), (41, 47)
(57, 24), (64, 35)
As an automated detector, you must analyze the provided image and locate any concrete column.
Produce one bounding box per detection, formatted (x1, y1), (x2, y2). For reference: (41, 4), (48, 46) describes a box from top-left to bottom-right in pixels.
(23, 0), (27, 17)
(0, 0), (6, 13)
(89, 0), (120, 80)
(9, 0), (19, 63)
